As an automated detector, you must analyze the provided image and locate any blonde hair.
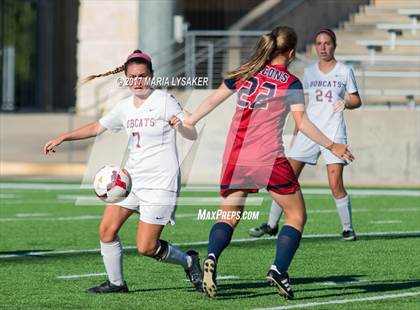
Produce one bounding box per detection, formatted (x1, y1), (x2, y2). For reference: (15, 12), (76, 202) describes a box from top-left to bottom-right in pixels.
(225, 26), (297, 81)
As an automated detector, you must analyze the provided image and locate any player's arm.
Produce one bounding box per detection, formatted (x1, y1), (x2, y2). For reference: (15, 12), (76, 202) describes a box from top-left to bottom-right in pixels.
(169, 110), (198, 140)
(184, 83), (234, 126)
(334, 68), (362, 111)
(44, 121), (106, 155)
(291, 104), (354, 161)
(345, 92), (362, 109)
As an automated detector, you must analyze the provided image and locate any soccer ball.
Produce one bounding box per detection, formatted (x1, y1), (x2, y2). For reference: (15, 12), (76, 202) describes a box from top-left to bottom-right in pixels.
(93, 165), (132, 203)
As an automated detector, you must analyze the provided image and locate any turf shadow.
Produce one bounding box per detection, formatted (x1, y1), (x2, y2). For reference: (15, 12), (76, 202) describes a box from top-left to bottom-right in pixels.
(297, 279), (420, 300)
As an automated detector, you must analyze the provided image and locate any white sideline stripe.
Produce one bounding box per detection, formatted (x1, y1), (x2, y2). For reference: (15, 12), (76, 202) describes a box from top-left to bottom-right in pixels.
(57, 272), (107, 279)
(253, 291), (420, 310)
(1, 183), (419, 197)
(370, 220), (402, 224)
(1, 230), (419, 259)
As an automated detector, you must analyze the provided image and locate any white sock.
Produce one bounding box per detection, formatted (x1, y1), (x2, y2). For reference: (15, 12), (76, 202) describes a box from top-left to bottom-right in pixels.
(100, 236), (124, 286)
(334, 194), (353, 231)
(160, 243), (191, 269)
(267, 200), (283, 229)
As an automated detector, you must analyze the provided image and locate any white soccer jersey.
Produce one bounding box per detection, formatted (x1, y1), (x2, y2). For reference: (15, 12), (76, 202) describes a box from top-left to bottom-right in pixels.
(99, 89), (184, 192)
(303, 61), (358, 139)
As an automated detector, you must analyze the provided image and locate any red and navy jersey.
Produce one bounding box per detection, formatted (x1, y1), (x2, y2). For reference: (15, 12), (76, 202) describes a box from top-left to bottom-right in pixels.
(223, 63), (304, 166)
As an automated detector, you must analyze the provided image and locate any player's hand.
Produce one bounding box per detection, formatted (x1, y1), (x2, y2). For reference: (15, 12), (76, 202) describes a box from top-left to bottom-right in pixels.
(327, 143), (354, 162)
(168, 115), (182, 129)
(44, 137), (63, 155)
(333, 99), (346, 112)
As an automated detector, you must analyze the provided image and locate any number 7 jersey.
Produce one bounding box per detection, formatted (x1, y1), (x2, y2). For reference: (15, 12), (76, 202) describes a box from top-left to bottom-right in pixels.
(99, 89), (184, 191)
(223, 63), (304, 167)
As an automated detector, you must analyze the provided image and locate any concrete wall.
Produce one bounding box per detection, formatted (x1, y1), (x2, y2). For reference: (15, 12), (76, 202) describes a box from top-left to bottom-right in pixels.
(76, 0), (139, 115)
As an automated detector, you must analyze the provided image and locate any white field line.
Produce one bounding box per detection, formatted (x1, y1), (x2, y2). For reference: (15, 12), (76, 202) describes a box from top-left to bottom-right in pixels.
(0, 208), (371, 222)
(184, 275), (239, 282)
(182, 187), (420, 197)
(253, 290), (420, 310)
(317, 279), (369, 286)
(57, 272), (107, 279)
(386, 208), (420, 212)
(59, 195), (264, 206)
(370, 220), (402, 224)
(0, 215), (101, 222)
(15, 213), (50, 217)
(0, 194), (17, 198)
(1, 183), (419, 197)
(1, 230), (419, 259)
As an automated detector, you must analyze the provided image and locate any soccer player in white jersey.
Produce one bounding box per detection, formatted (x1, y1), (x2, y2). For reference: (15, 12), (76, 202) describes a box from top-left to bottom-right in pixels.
(44, 50), (203, 293)
(249, 29), (362, 241)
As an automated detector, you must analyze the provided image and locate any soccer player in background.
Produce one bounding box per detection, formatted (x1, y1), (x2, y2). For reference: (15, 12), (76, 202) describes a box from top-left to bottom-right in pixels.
(249, 29), (362, 241)
(44, 50), (203, 293)
(184, 26), (354, 299)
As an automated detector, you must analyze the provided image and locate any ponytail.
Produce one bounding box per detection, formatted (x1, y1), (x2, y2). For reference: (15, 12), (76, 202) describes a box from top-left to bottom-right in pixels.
(225, 26), (297, 82)
(81, 65), (125, 84)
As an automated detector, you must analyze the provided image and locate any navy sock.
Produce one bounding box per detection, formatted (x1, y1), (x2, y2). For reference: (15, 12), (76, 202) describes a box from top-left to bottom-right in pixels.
(274, 225), (302, 273)
(207, 222), (234, 260)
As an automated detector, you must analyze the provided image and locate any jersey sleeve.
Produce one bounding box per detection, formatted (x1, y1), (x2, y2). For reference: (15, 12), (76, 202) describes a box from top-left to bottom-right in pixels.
(285, 79), (305, 106)
(223, 78), (237, 91)
(99, 103), (124, 132)
(165, 94), (184, 121)
(346, 67), (358, 94)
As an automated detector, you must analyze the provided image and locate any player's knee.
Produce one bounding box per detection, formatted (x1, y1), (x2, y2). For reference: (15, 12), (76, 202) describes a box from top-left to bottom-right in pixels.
(286, 209), (306, 228)
(137, 240), (158, 257)
(99, 224), (119, 243)
(219, 217), (240, 228)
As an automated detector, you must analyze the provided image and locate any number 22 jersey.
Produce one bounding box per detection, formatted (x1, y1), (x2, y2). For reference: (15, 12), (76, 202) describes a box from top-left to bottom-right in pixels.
(223, 63), (304, 167)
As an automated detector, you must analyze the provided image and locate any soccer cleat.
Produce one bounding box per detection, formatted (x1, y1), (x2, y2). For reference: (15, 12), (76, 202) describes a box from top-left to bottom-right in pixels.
(86, 280), (129, 293)
(202, 255), (217, 298)
(266, 267), (294, 300)
(342, 230), (356, 241)
(185, 250), (203, 291)
(249, 223), (279, 238)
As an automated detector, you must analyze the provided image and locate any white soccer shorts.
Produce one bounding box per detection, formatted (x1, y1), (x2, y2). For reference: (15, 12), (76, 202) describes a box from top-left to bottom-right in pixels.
(116, 189), (177, 225)
(288, 133), (347, 165)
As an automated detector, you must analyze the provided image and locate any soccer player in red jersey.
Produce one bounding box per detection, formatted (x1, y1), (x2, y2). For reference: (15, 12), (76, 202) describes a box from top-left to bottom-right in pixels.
(184, 26), (354, 299)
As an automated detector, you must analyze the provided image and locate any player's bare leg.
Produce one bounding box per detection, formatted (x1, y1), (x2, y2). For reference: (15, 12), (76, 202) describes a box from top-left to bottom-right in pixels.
(204, 190), (247, 298)
(137, 221), (203, 290)
(265, 190), (307, 299)
(326, 163), (356, 240)
(87, 205), (134, 293)
(249, 160), (305, 238)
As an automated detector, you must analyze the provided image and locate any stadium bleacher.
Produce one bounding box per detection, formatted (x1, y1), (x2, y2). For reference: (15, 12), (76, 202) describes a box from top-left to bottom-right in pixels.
(305, 0), (420, 107)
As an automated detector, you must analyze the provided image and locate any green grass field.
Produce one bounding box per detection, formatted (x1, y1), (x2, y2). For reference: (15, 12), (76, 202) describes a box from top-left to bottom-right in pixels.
(0, 180), (419, 309)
